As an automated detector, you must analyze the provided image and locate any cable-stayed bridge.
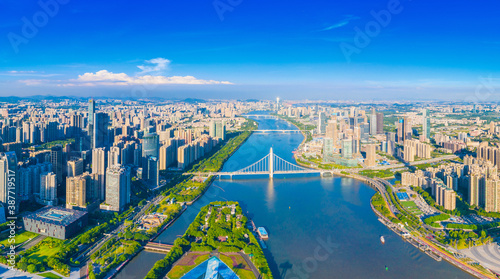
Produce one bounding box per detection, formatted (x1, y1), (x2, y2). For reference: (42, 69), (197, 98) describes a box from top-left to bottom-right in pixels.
(185, 148), (334, 179)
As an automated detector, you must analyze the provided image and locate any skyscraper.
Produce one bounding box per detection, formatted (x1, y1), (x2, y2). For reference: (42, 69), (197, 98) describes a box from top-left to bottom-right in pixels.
(376, 112), (384, 134)
(365, 144), (376, 167)
(341, 139), (353, 159)
(92, 147), (107, 200)
(422, 109), (431, 140)
(146, 156), (159, 187)
(215, 121), (226, 140)
(397, 118), (412, 143)
(93, 112), (110, 149)
(108, 146), (121, 167)
(67, 158), (84, 177)
(370, 108), (377, 135)
(0, 152), (18, 213)
(66, 172), (98, 210)
(325, 120), (337, 142)
(40, 172), (57, 206)
(88, 99), (96, 149)
(50, 145), (64, 189)
(101, 165), (131, 212)
(209, 121), (216, 138)
(142, 133), (160, 159)
(317, 112), (326, 134)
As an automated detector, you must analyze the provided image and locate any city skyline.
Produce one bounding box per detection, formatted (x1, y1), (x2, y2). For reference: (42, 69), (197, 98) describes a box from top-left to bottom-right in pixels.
(2, 1), (500, 278)
(1, 0), (500, 99)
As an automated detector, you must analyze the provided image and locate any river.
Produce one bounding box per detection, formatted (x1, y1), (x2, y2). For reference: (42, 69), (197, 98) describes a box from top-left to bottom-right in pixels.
(115, 112), (473, 279)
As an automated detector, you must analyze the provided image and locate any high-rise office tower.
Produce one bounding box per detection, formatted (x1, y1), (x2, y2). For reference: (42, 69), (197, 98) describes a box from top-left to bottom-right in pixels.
(102, 165), (131, 212)
(40, 172), (57, 206)
(365, 144), (376, 167)
(376, 112), (384, 134)
(146, 156), (159, 187)
(325, 120), (338, 141)
(323, 138), (334, 158)
(370, 108), (377, 135)
(341, 139), (353, 159)
(142, 133), (159, 185)
(67, 158), (84, 177)
(276, 97), (280, 111)
(209, 121), (226, 140)
(88, 99), (96, 149)
(404, 117), (412, 140)
(209, 121), (216, 138)
(50, 145), (63, 188)
(397, 118), (412, 143)
(422, 109), (431, 140)
(317, 112), (326, 134)
(215, 121), (226, 140)
(93, 112), (110, 149)
(92, 147), (107, 200)
(142, 133), (160, 159)
(0, 152), (18, 213)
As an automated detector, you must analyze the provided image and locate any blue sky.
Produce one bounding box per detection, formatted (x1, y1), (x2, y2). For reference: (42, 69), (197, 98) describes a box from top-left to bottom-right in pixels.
(1, 0), (499, 100)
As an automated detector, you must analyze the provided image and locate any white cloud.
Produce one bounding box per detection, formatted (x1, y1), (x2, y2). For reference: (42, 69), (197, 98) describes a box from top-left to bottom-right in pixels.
(68, 70), (232, 86)
(18, 58), (233, 86)
(2, 71), (59, 77)
(137, 58), (171, 75)
(320, 15), (360, 31)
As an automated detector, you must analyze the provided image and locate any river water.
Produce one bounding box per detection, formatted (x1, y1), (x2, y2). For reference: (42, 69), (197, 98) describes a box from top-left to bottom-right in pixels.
(116, 112), (473, 279)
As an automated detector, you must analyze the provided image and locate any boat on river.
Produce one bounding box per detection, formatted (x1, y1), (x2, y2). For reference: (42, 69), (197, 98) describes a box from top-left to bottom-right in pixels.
(258, 227), (269, 240)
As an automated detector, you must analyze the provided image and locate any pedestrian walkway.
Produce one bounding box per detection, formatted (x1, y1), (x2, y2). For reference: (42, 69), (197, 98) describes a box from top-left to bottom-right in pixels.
(461, 244), (500, 274)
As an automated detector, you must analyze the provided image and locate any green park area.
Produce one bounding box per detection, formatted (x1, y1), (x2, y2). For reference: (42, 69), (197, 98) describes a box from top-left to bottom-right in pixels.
(167, 253), (211, 279)
(0, 231), (37, 247)
(145, 202), (272, 279)
(359, 169), (394, 179)
(400, 201), (423, 215)
(169, 130), (252, 203)
(24, 238), (63, 262)
(39, 272), (63, 279)
(219, 254), (256, 279)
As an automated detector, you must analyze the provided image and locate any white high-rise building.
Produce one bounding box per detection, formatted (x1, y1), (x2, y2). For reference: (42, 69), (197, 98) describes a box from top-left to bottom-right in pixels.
(0, 152), (18, 213)
(40, 172), (57, 206)
(92, 147), (107, 200)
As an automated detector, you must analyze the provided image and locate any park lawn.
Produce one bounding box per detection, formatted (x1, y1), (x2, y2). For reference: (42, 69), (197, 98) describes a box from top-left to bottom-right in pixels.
(29, 242), (62, 262)
(0, 231), (37, 247)
(219, 254), (256, 279)
(167, 253), (211, 279)
(401, 201), (423, 215)
(39, 272), (63, 279)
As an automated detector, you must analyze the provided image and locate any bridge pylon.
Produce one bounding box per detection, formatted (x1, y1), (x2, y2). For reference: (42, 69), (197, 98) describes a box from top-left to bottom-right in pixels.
(269, 147), (274, 179)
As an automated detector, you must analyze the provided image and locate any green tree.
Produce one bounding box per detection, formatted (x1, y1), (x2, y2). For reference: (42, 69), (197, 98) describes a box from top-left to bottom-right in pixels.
(27, 264), (37, 273)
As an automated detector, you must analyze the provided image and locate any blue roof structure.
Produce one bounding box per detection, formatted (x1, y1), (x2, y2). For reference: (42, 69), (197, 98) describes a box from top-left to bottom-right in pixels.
(396, 192), (409, 201)
(181, 256), (240, 279)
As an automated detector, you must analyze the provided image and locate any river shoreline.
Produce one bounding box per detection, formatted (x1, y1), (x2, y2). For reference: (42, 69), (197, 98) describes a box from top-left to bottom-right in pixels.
(275, 115), (495, 279)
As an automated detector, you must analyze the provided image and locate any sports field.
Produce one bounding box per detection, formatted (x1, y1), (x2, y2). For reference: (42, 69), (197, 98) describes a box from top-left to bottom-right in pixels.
(401, 200), (423, 215)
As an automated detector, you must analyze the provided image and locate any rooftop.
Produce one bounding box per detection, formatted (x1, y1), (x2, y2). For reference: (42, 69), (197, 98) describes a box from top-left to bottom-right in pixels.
(23, 206), (87, 226)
